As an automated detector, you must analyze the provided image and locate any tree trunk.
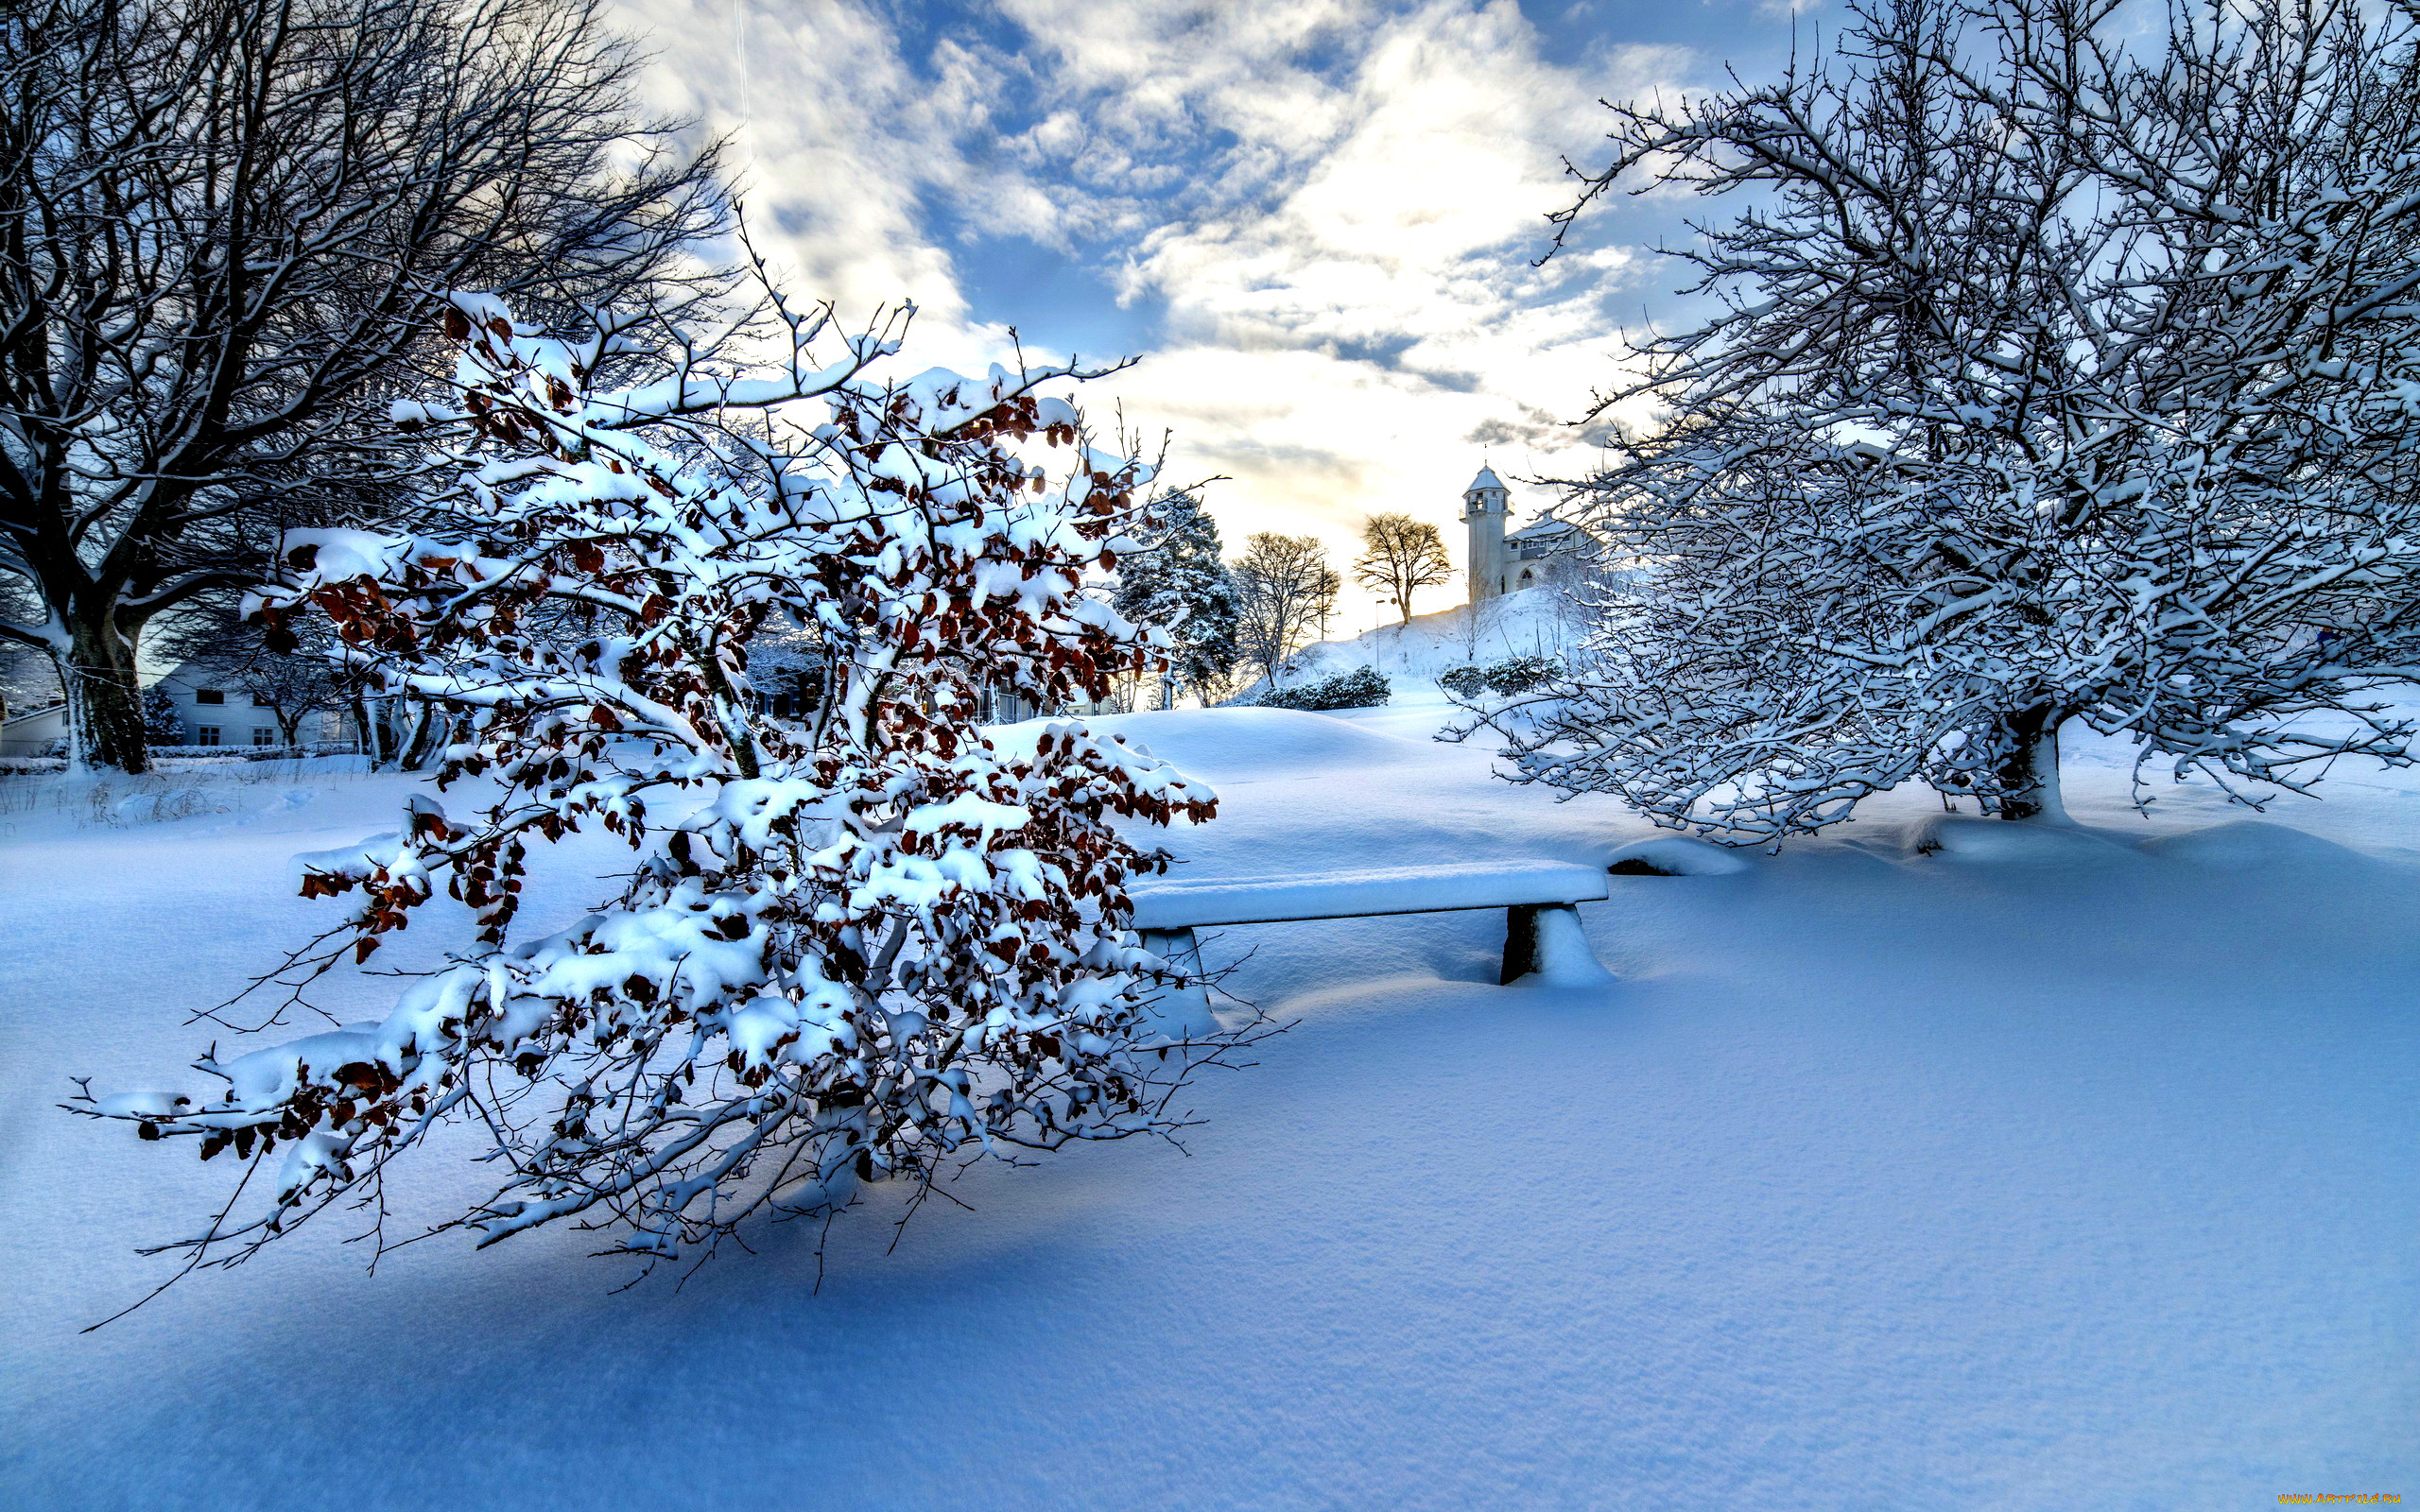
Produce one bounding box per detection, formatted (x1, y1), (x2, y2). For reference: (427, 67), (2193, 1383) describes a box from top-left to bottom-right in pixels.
(398, 701), (442, 769)
(1996, 706), (2069, 824)
(353, 692), (393, 764)
(60, 617), (150, 773)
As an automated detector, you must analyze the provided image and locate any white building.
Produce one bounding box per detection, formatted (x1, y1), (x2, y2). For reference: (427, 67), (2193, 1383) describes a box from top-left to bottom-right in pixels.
(1459, 464), (1582, 601)
(0, 699), (69, 756)
(0, 661), (354, 756)
(149, 661), (350, 749)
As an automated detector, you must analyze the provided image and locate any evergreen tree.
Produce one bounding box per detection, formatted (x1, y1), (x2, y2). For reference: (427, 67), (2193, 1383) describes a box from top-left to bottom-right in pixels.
(1115, 490), (1240, 709)
(139, 685), (181, 747)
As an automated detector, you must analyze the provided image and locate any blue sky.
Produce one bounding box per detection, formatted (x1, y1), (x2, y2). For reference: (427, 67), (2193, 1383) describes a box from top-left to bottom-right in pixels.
(614, 0), (1811, 625)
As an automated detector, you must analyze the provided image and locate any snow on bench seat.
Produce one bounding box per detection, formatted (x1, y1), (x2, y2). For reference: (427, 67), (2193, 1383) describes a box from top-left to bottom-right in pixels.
(1130, 860), (1615, 1036)
(1130, 860), (1610, 931)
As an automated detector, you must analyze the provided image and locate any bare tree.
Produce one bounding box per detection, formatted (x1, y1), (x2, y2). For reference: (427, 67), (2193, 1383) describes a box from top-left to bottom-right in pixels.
(1503, 0), (2420, 842)
(1454, 591), (1504, 666)
(1353, 512), (1452, 624)
(0, 0), (727, 772)
(1232, 532), (1339, 686)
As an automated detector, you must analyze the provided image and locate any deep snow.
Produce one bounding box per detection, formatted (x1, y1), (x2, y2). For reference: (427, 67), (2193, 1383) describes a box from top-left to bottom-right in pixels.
(0, 696), (2412, 1509)
(1239, 584), (1578, 704)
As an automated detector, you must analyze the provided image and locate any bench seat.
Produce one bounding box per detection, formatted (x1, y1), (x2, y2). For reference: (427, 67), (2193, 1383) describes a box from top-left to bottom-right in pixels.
(1129, 859), (1616, 1035)
(1130, 859), (1610, 931)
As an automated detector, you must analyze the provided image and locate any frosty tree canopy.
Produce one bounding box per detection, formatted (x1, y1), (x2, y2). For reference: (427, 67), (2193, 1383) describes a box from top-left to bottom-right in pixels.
(1511, 0), (2420, 842)
(74, 284), (1240, 1292)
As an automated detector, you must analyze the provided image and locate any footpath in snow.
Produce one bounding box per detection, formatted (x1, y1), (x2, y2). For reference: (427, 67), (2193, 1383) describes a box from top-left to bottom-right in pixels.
(0, 700), (2411, 1509)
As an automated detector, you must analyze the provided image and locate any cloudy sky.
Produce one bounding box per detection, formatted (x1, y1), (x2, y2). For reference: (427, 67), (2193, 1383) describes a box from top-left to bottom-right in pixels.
(611, 0), (1807, 627)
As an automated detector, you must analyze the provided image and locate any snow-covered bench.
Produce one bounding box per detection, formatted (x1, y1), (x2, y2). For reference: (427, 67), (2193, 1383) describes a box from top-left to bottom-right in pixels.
(1132, 859), (1615, 1033)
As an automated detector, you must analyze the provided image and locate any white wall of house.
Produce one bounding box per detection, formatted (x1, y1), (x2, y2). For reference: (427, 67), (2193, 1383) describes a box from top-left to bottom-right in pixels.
(148, 663), (350, 749)
(0, 663), (354, 755)
(1502, 519), (1580, 595)
(0, 700), (70, 756)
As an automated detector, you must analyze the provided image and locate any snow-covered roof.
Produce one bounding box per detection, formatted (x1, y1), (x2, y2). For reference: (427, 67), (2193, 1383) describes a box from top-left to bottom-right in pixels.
(1508, 515), (1577, 541)
(153, 661), (244, 687)
(1466, 465), (1506, 492)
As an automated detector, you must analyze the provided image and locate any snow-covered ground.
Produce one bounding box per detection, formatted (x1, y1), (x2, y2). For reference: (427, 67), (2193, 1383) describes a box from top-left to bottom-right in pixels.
(1241, 584), (1578, 702)
(1, 694), (2413, 1508)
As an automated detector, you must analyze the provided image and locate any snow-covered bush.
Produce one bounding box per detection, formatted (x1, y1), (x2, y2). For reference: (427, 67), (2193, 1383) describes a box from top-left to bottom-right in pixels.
(1441, 656), (1558, 700)
(1259, 667), (1390, 711)
(1512, 0), (2420, 842)
(73, 286), (1244, 1286)
(1438, 665), (1485, 699)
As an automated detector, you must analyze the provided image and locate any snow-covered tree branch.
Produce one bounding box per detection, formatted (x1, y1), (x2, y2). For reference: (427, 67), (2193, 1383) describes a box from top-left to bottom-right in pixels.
(71, 287), (1245, 1296)
(1508, 0), (2420, 843)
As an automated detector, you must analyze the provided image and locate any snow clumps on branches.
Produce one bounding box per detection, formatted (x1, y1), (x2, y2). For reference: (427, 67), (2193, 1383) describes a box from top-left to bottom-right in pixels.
(1504, 0), (2420, 843)
(73, 284), (1243, 1291)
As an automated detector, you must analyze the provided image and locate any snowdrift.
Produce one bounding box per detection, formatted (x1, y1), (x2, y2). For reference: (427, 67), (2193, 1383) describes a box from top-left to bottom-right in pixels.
(1235, 586), (1580, 705)
(1, 711), (2414, 1507)
(1078, 705), (1436, 782)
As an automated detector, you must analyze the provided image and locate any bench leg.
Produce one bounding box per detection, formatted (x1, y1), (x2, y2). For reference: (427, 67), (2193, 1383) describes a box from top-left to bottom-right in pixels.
(1501, 902), (1615, 988)
(1138, 926), (1219, 1039)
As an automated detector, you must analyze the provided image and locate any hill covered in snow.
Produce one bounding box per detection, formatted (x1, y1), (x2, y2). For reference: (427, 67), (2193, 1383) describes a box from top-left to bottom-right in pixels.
(1237, 585), (1583, 705)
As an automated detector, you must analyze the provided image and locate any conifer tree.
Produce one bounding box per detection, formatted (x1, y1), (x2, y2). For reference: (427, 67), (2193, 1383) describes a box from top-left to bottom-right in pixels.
(1114, 490), (1240, 709)
(139, 685), (181, 748)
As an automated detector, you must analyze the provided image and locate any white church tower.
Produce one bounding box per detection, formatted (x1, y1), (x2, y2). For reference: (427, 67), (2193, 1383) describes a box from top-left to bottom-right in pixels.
(1461, 463), (1511, 602)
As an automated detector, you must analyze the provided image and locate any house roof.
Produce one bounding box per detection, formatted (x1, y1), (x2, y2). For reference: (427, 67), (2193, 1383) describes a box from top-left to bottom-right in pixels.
(1467, 464), (1506, 492)
(1508, 515), (1577, 541)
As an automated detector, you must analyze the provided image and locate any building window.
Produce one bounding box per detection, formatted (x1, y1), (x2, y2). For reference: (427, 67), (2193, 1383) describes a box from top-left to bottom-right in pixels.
(251, 727), (277, 747)
(195, 725), (221, 747)
(195, 688), (224, 705)
(250, 693), (272, 707)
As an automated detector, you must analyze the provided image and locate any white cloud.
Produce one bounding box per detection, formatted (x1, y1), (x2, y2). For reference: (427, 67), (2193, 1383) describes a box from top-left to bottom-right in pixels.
(609, 0), (1701, 621)
(604, 0), (1019, 372)
(1081, 3), (1688, 615)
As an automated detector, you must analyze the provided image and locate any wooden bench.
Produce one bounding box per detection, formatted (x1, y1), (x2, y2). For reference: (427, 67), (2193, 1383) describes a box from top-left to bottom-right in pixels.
(1130, 859), (1616, 1034)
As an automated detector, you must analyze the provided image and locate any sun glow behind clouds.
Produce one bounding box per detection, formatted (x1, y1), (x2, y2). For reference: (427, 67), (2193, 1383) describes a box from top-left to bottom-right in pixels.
(612, 0), (1780, 624)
